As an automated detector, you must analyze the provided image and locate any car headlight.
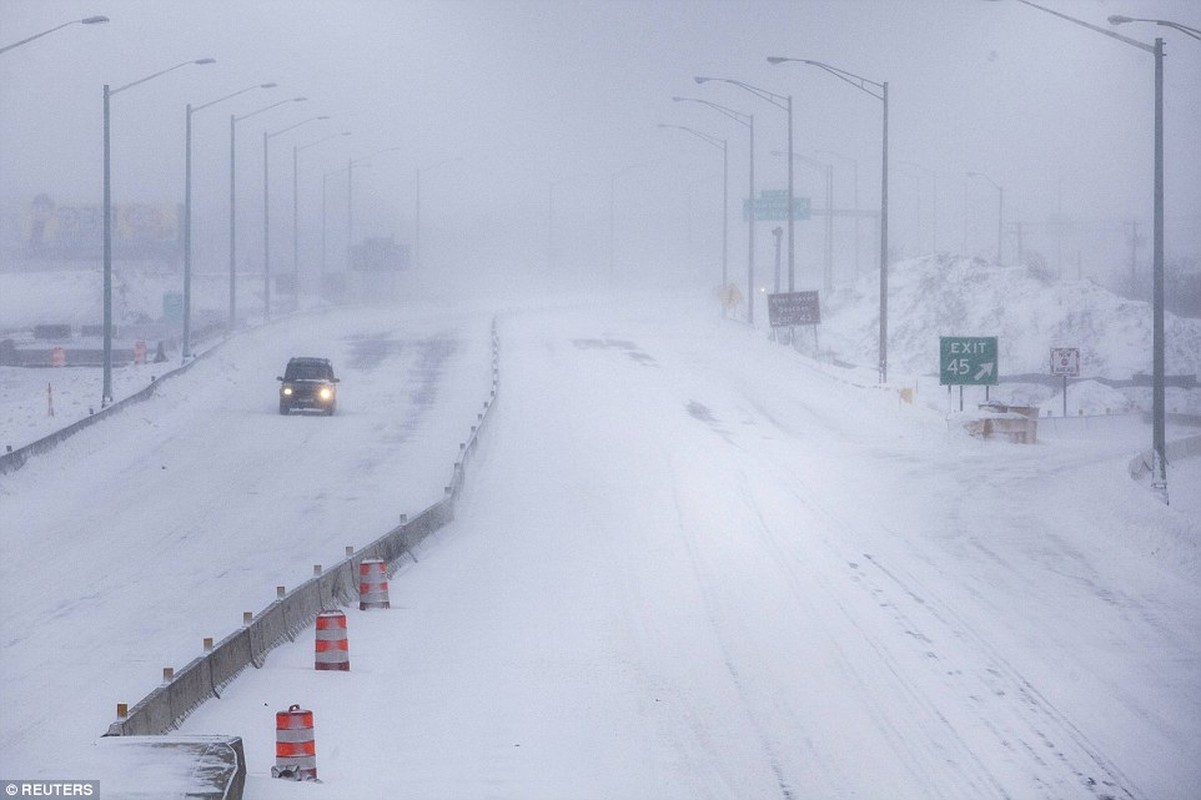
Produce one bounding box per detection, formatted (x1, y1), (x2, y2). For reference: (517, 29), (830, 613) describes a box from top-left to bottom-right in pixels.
(319, 387), (333, 401)
(282, 385), (293, 396)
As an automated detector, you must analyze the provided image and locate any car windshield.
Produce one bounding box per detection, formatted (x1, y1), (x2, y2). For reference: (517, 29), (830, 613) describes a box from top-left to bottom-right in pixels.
(286, 363), (331, 381)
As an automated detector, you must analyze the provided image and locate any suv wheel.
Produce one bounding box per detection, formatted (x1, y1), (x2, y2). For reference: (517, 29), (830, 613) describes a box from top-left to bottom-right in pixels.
(279, 402), (290, 415)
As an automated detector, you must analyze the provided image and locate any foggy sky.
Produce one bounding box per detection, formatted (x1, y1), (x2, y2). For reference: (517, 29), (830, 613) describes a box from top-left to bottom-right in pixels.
(1, 0), (1198, 294)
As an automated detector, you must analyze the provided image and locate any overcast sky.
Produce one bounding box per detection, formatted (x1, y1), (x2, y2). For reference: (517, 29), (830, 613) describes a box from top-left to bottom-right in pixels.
(1, 0), (1198, 292)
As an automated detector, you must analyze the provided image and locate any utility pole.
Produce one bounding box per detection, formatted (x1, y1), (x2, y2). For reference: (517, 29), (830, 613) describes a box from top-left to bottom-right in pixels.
(1125, 220), (1143, 287)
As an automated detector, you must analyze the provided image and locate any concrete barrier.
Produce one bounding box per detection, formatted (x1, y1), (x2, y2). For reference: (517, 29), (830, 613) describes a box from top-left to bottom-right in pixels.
(104, 319), (501, 741)
(1129, 433), (1201, 480)
(87, 734), (245, 799)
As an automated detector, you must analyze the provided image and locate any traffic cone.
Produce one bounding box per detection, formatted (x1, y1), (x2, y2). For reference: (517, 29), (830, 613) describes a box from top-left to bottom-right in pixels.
(358, 559), (390, 610)
(314, 610), (349, 671)
(272, 704), (317, 781)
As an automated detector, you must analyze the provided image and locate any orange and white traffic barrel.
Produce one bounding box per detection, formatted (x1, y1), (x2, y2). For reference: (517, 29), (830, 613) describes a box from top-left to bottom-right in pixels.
(358, 558), (390, 610)
(272, 704), (317, 781)
(133, 340), (147, 364)
(314, 610), (349, 671)
(51, 346), (66, 367)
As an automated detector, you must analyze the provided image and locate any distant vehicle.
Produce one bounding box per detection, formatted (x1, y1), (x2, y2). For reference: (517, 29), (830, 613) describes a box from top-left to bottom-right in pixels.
(277, 357), (339, 416)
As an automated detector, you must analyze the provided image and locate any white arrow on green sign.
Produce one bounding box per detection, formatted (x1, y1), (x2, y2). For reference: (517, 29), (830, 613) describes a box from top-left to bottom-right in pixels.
(939, 336), (998, 385)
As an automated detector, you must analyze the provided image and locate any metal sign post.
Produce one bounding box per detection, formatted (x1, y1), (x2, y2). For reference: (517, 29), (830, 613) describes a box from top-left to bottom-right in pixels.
(743, 189), (811, 222)
(1050, 346), (1081, 417)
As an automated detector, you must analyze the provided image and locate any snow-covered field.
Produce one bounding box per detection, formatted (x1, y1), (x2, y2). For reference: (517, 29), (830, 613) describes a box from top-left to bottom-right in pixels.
(1, 258), (1199, 798)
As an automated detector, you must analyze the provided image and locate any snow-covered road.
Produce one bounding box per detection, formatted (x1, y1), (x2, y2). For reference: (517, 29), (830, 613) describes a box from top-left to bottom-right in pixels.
(0, 303), (495, 780)
(178, 298), (1197, 799)
(2, 293), (1198, 798)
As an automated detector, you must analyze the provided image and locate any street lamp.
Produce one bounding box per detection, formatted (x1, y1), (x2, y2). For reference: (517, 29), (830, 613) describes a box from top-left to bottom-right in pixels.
(989, 0), (1171, 501)
(183, 82), (277, 361)
(768, 55), (889, 383)
(772, 150), (833, 293)
(102, 57), (215, 407)
(321, 166), (346, 282)
(672, 96), (755, 324)
(658, 123), (728, 290)
(294, 132), (352, 306)
(416, 157), (462, 271)
(696, 77), (794, 294)
(608, 162), (647, 284)
(1109, 14), (1201, 40)
(815, 149), (861, 278)
(966, 171), (1003, 266)
(347, 147), (401, 270)
(229, 96), (307, 327)
(264, 115), (330, 319)
(0, 14), (108, 55)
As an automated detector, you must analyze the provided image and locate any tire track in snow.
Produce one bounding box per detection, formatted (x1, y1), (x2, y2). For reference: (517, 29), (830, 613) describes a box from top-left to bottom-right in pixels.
(729, 471), (1009, 800)
(667, 480), (798, 800)
(746, 441), (1140, 799)
(854, 550), (1141, 800)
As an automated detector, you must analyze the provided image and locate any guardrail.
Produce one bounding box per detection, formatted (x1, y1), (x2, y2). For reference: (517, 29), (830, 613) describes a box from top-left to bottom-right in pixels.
(104, 318), (501, 738)
(0, 331), (227, 476)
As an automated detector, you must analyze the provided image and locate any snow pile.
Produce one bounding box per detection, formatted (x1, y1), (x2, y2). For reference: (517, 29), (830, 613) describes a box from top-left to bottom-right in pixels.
(821, 253), (1201, 380)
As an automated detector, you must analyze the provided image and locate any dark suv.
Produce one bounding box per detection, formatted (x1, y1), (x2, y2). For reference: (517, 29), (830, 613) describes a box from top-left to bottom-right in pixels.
(277, 357), (339, 415)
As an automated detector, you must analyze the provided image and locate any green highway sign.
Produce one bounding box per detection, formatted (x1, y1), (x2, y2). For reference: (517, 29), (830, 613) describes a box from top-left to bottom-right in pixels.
(939, 336), (998, 385)
(742, 190), (810, 222)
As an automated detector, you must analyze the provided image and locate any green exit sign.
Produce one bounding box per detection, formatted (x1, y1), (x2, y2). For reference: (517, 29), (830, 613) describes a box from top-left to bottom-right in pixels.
(940, 336), (998, 385)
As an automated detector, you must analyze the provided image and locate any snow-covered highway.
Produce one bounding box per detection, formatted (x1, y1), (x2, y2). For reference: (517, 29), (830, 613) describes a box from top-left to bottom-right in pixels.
(192, 298), (1197, 798)
(2, 293), (1199, 799)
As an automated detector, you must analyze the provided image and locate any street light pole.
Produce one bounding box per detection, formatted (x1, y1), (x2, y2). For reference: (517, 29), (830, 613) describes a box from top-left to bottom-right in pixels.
(293, 132), (351, 307)
(0, 14), (108, 55)
(696, 77), (793, 293)
(991, 0), (1172, 500)
(966, 171), (1003, 266)
(102, 57), (215, 407)
(658, 124), (728, 290)
(772, 150), (833, 292)
(263, 115), (330, 319)
(768, 56), (889, 382)
(816, 148), (860, 278)
(229, 96), (307, 328)
(321, 168), (342, 281)
(673, 96), (755, 323)
(346, 147), (402, 272)
(183, 83), (276, 361)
